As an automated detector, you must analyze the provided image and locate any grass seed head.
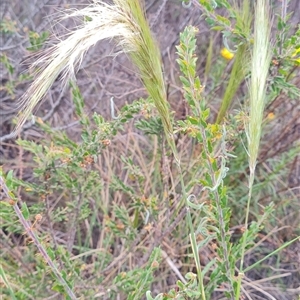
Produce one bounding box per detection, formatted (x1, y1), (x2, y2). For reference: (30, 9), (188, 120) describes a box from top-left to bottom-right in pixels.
(248, 0), (272, 174)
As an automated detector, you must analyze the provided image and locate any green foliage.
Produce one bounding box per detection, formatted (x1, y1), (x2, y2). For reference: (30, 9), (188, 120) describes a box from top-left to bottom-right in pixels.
(27, 31), (49, 52)
(146, 272), (203, 300)
(176, 26), (236, 298)
(0, 18), (17, 34)
(1, 81), (166, 298)
(0, 54), (32, 99)
(0, 54), (14, 75)
(114, 247), (161, 300)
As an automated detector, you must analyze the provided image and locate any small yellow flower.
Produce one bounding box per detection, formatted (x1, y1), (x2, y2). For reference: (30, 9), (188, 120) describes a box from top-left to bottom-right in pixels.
(267, 112), (275, 120)
(292, 48), (300, 65)
(292, 48), (300, 56)
(215, 132), (222, 139)
(220, 47), (234, 60)
(209, 156), (215, 164)
(36, 117), (43, 124)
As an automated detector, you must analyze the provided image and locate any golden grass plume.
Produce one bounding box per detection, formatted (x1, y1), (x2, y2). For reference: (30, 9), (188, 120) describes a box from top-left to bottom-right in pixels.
(247, 0), (272, 175)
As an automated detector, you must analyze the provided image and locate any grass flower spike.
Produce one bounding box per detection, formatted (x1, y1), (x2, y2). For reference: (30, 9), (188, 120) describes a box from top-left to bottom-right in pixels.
(14, 0), (176, 157)
(247, 0), (272, 175)
(238, 1), (272, 294)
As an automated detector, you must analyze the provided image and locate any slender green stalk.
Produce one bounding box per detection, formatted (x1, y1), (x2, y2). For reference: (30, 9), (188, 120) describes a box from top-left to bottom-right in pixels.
(177, 25), (235, 298)
(202, 132), (234, 295)
(177, 167), (207, 300)
(243, 235), (300, 273)
(237, 0), (272, 298)
(216, 0), (251, 124)
(175, 27), (209, 297)
(216, 43), (247, 123)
